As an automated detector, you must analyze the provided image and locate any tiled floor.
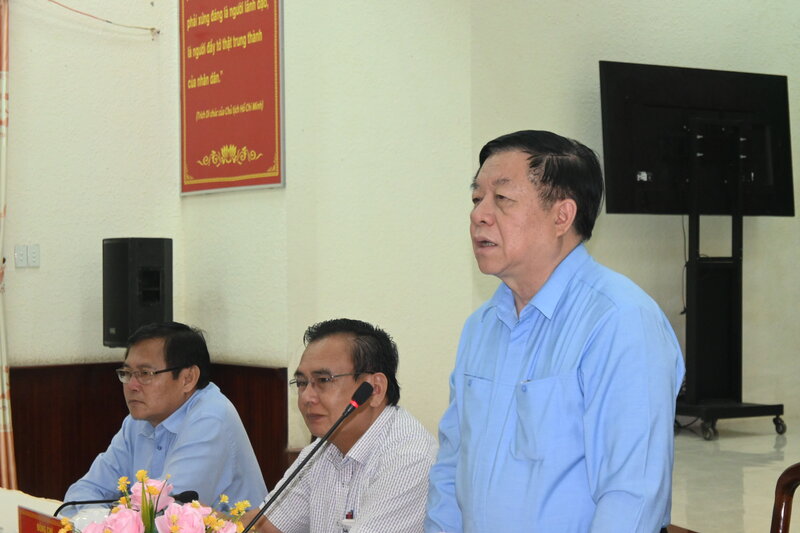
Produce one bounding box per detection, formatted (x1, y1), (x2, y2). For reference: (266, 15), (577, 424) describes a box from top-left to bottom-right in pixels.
(671, 415), (798, 533)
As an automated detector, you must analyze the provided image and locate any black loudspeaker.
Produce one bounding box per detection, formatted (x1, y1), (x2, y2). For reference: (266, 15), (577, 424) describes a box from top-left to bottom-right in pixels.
(103, 238), (173, 347)
(692, 259), (739, 402)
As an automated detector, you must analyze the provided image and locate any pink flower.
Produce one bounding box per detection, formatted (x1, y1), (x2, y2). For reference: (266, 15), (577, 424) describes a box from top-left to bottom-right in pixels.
(186, 500), (214, 517)
(130, 479), (175, 511)
(215, 521), (237, 533)
(154, 503), (206, 533)
(102, 508), (145, 533)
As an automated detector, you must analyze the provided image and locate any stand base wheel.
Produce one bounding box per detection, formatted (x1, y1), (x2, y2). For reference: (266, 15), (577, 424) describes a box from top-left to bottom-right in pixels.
(701, 420), (719, 441)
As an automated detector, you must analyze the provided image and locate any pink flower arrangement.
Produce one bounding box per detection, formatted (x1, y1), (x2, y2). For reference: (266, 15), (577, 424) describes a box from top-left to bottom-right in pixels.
(58, 471), (251, 533)
(130, 477), (175, 512)
(82, 508), (144, 533)
(155, 502), (207, 533)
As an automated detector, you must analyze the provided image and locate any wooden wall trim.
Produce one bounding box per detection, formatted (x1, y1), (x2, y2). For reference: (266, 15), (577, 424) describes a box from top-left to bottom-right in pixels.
(211, 363), (288, 488)
(10, 363), (288, 501)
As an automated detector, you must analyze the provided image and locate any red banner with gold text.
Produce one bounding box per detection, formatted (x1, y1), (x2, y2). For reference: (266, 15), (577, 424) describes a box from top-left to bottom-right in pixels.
(180, 0), (282, 193)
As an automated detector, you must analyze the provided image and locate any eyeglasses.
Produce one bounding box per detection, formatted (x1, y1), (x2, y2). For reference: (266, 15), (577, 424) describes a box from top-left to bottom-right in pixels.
(116, 366), (184, 385)
(289, 372), (362, 393)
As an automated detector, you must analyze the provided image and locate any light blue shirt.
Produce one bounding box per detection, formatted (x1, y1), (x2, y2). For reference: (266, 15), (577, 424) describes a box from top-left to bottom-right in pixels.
(64, 383), (266, 510)
(426, 245), (684, 533)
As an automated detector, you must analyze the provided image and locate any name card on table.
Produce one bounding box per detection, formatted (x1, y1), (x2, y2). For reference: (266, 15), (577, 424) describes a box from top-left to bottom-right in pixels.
(19, 507), (62, 533)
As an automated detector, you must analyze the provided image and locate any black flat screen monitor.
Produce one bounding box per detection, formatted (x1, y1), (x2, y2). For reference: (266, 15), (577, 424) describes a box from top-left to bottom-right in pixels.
(599, 60), (794, 216)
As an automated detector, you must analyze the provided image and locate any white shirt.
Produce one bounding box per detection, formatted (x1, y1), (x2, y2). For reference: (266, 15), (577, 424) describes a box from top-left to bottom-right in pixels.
(264, 406), (437, 533)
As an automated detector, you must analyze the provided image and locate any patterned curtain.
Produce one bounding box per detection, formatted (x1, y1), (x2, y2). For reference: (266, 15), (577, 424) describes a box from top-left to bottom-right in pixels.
(0, 0), (18, 490)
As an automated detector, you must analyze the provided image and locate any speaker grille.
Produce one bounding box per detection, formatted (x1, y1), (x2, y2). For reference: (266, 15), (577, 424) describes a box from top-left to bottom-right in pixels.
(103, 238), (173, 347)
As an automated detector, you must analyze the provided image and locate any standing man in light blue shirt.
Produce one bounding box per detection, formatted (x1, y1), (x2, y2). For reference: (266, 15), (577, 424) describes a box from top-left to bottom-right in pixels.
(64, 322), (266, 513)
(425, 130), (685, 533)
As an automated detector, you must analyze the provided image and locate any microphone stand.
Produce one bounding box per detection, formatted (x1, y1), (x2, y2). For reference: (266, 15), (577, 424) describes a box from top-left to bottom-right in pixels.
(242, 382), (373, 533)
(54, 489), (199, 517)
(54, 498), (116, 517)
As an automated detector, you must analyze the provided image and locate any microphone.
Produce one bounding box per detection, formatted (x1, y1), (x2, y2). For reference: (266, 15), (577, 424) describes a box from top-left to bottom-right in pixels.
(242, 382), (374, 533)
(54, 489), (199, 517)
(174, 490), (200, 503)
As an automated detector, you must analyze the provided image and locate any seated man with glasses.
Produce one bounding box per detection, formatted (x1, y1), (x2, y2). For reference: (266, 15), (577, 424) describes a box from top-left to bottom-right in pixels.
(245, 318), (437, 533)
(64, 321), (266, 512)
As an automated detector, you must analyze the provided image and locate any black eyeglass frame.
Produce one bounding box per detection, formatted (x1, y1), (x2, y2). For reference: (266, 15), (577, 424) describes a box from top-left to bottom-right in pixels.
(115, 366), (186, 384)
(289, 372), (365, 390)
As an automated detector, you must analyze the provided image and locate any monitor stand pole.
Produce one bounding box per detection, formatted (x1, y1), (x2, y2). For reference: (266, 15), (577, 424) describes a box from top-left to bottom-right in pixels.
(675, 121), (785, 440)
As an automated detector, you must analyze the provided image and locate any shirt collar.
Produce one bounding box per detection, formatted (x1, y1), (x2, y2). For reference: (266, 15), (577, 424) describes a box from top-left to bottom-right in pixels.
(346, 405), (395, 465)
(138, 383), (211, 437)
(481, 244), (591, 323)
(325, 405), (396, 466)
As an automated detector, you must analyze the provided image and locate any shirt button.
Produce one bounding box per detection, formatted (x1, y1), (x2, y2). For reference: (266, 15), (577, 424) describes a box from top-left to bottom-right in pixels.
(521, 385), (527, 392)
(157, 446), (162, 450)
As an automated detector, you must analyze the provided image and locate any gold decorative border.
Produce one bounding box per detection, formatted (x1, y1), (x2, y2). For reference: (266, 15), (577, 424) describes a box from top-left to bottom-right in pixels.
(197, 144), (264, 168)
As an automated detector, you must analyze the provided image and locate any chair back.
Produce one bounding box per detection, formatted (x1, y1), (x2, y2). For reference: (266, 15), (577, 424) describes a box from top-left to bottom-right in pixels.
(771, 462), (800, 533)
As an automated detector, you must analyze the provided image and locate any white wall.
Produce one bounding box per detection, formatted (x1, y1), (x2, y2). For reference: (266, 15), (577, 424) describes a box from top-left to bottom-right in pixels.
(4, 0), (799, 453)
(277, 3), (473, 443)
(6, 1), (184, 362)
(470, 0), (800, 414)
(6, 0), (472, 448)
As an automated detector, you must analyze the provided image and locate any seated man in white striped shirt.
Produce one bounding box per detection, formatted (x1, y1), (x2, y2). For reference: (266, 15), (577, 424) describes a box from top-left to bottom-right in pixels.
(245, 318), (438, 533)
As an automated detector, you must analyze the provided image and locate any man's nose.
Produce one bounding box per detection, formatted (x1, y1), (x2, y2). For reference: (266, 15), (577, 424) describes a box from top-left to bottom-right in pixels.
(470, 198), (494, 225)
(125, 376), (143, 391)
(299, 384), (319, 404)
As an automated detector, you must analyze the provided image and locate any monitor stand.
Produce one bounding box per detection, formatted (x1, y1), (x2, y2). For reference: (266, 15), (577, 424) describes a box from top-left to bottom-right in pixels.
(676, 121), (785, 440)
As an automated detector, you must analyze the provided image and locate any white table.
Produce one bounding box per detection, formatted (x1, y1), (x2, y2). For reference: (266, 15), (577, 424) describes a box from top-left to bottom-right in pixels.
(0, 488), (61, 533)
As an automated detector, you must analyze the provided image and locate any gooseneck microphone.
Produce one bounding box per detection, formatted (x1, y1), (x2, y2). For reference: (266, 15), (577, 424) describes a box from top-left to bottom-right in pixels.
(54, 489), (199, 517)
(242, 382), (374, 533)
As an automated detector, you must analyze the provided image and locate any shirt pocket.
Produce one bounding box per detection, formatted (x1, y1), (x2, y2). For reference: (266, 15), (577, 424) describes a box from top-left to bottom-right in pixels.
(512, 373), (583, 462)
(460, 372), (494, 439)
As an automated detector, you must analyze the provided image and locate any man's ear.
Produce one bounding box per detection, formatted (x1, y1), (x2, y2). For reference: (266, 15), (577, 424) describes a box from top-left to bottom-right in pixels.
(181, 365), (200, 392)
(366, 372), (388, 407)
(554, 198), (577, 237)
